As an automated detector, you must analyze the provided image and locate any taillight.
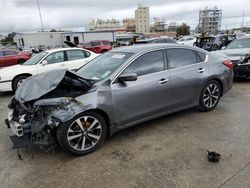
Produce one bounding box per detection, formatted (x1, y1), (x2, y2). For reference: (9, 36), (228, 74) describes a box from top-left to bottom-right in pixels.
(223, 60), (233, 69)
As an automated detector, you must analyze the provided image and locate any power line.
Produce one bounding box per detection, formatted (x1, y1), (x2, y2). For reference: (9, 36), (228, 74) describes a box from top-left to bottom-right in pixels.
(36, 0), (44, 32)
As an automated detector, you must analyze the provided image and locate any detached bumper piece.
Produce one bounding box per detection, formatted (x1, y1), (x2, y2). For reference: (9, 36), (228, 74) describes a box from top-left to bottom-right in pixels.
(10, 135), (30, 149)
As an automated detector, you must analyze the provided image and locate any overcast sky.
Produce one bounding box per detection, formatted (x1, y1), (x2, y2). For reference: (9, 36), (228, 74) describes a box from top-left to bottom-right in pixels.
(0, 0), (249, 34)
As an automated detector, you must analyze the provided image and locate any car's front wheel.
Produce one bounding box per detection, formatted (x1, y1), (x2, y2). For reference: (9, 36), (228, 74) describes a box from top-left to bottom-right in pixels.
(57, 111), (107, 155)
(198, 80), (221, 112)
(12, 75), (29, 92)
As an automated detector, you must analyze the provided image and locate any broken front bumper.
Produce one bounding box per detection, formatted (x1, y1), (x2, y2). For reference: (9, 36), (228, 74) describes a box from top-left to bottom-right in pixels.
(5, 110), (31, 149)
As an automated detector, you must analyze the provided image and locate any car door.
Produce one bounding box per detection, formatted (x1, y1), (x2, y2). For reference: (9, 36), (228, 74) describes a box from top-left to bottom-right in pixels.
(166, 48), (208, 107)
(110, 50), (171, 127)
(36, 51), (66, 74)
(2, 51), (18, 66)
(65, 49), (92, 71)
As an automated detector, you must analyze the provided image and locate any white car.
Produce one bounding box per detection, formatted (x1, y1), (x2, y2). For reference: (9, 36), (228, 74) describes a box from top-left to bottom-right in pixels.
(177, 37), (196, 46)
(0, 48), (98, 92)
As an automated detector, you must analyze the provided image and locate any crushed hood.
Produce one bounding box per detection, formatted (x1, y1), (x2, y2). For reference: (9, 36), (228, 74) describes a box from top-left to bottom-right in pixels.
(15, 69), (93, 103)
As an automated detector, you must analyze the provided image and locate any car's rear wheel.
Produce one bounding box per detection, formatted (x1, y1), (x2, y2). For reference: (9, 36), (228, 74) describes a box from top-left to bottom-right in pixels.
(198, 80), (221, 112)
(12, 75), (29, 92)
(57, 111), (107, 155)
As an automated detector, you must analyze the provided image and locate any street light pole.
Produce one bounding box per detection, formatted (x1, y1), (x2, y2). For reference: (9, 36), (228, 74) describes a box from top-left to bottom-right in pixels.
(36, 0), (44, 32)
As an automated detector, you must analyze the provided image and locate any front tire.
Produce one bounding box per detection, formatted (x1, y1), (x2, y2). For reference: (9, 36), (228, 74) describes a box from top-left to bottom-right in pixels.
(12, 75), (29, 92)
(57, 111), (107, 155)
(198, 80), (221, 112)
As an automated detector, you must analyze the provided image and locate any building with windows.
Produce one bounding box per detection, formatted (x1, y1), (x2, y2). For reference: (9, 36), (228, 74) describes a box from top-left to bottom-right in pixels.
(135, 4), (150, 33)
(123, 18), (136, 32)
(198, 6), (222, 34)
(85, 19), (126, 32)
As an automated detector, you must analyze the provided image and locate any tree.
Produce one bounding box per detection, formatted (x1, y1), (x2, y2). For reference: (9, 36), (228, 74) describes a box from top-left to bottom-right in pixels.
(0, 32), (16, 43)
(176, 23), (190, 37)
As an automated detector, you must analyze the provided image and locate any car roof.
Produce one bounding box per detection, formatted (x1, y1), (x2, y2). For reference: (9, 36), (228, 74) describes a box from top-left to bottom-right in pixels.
(44, 47), (86, 53)
(0, 49), (18, 52)
(111, 43), (205, 54)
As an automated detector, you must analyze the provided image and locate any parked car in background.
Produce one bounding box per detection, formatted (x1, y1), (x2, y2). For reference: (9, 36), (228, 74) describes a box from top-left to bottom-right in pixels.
(0, 48), (98, 92)
(65, 40), (112, 53)
(0, 49), (30, 67)
(214, 35), (250, 78)
(83, 40), (112, 53)
(135, 37), (177, 44)
(194, 34), (236, 51)
(5, 44), (233, 155)
(177, 36), (196, 46)
(20, 47), (33, 56)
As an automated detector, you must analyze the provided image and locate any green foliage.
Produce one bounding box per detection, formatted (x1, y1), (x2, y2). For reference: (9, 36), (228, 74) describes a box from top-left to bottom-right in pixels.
(1, 32), (16, 43)
(176, 23), (190, 37)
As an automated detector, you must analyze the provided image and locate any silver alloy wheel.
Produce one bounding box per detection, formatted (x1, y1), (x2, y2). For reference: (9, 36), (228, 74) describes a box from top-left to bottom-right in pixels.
(67, 116), (102, 151)
(17, 79), (25, 87)
(203, 83), (220, 108)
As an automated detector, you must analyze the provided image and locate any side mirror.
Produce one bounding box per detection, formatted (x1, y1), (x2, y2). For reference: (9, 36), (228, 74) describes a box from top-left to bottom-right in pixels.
(221, 46), (226, 50)
(41, 60), (48, 65)
(119, 73), (137, 82)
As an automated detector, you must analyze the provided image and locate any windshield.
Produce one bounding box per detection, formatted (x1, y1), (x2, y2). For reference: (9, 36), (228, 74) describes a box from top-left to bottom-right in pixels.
(77, 52), (133, 81)
(226, 38), (250, 49)
(23, 52), (48, 65)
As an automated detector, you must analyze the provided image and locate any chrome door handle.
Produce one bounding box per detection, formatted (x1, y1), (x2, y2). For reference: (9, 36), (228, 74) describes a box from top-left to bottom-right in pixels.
(198, 68), (205, 73)
(158, 79), (168, 84)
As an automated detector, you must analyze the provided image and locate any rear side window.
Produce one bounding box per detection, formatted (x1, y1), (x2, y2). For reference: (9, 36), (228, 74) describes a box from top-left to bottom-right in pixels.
(123, 50), (165, 76)
(102, 41), (110, 45)
(166, 48), (198, 69)
(67, 50), (86, 60)
(4, 51), (17, 56)
(197, 51), (207, 62)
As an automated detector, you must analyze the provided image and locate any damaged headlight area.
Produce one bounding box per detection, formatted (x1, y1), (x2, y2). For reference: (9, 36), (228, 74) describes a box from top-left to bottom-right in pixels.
(6, 97), (84, 151)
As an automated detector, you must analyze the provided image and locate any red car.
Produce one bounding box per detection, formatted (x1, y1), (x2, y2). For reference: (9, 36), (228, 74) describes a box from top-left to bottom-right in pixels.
(0, 50), (31, 67)
(83, 40), (112, 53)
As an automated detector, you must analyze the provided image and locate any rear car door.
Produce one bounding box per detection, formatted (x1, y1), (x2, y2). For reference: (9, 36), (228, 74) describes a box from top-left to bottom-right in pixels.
(65, 49), (92, 70)
(111, 50), (171, 127)
(166, 48), (208, 107)
(37, 51), (66, 74)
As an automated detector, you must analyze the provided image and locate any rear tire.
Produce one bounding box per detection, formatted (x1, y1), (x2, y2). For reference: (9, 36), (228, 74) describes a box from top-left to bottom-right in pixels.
(57, 111), (107, 155)
(12, 75), (29, 92)
(197, 80), (221, 112)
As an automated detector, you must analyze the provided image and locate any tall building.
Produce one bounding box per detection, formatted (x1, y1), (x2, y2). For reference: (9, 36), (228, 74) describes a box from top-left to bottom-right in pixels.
(198, 6), (222, 34)
(135, 4), (150, 33)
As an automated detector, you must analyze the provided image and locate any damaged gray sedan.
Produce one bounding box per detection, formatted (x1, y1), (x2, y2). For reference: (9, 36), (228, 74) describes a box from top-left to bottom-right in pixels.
(6, 44), (233, 155)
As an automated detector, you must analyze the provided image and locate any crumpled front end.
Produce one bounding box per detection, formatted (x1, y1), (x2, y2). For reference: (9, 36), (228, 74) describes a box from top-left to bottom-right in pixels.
(5, 69), (94, 151)
(6, 97), (86, 151)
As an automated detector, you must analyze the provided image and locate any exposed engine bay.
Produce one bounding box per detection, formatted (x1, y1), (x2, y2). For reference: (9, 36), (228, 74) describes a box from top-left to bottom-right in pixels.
(5, 69), (93, 151)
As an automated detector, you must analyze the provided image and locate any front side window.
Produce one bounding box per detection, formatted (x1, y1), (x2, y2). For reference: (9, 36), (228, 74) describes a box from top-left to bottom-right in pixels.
(67, 50), (86, 61)
(45, 51), (64, 64)
(123, 50), (165, 76)
(91, 41), (101, 46)
(167, 49), (198, 69)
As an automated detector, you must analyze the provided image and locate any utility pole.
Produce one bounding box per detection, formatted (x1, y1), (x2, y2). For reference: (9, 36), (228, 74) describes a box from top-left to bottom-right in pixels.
(241, 10), (245, 32)
(36, 0), (44, 32)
